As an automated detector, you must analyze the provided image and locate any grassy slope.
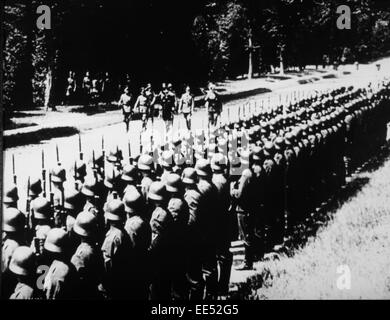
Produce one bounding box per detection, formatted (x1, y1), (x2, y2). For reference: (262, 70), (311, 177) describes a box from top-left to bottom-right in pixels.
(245, 146), (390, 300)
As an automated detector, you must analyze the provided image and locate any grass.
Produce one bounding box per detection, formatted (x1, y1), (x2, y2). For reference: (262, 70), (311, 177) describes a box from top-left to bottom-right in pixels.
(233, 144), (390, 300)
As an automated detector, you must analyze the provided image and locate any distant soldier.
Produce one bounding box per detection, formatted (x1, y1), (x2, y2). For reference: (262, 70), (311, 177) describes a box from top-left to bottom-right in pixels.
(82, 71), (92, 105)
(118, 86), (133, 132)
(159, 84), (176, 130)
(205, 83), (222, 127)
(101, 72), (114, 104)
(134, 87), (149, 130)
(145, 84), (157, 127)
(65, 71), (77, 105)
(179, 86), (195, 130)
(90, 78), (100, 106)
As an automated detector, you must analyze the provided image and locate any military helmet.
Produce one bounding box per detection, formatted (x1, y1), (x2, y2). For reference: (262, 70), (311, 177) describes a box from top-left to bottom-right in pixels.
(51, 164), (66, 183)
(3, 184), (18, 204)
(104, 199), (126, 222)
(29, 177), (42, 197)
(81, 176), (98, 197)
(123, 186), (144, 214)
(182, 167), (197, 185)
(3, 208), (25, 232)
(74, 160), (87, 179)
(165, 173), (183, 193)
(104, 167), (121, 189)
(137, 154), (154, 171)
(195, 159), (211, 177)
(148, 181), (166, 201)
(44, 228), (68, 253)
(160, 150), (174, 169)
(64, 187), (83, 210)
(73, 211), (97, 237)
(121, 164), (138, 182)
(9, 246), (35, 276)
(107, 145), (121, 163)
(32, 196), (52, 220)
(211, 153), (227, 172)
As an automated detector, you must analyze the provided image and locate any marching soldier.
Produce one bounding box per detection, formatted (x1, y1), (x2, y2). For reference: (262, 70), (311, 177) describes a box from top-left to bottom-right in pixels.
(210, 153), (232, 297)
(43, 228), (78, 299)
(2, 208), (26, 298)
(101, 199), (132, 299)
(3, 184), (19, 209)
(165, 173), (190, 300)
(137, 154), (155, 202)
(71, 210), (104, 299)
(195, 158), (219, 299)
(148, 181), (174, 300)
(205, 83), (222, 127)
(182, 167), (204, 299)
(123, 185), (151, 299)
(118, 86), (133, 132)
(178, 86), (195, 130)
(9, 246), (37, 299)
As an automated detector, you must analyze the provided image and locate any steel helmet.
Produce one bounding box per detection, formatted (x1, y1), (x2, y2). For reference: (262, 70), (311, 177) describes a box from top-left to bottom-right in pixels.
(44, 228), (68, 253)
(148, 181), (166, 201)
(3, 207), (25, 232)
(165, 173), (183, 193)
(73, 211), (97, 237)
(181, 167), (197, 185)
(74, 160), (87, 179)
(3, 184), (18, 204)
(211, 153), (227, 172)
(104, 166), (121, 189)
(104, 199), (126, 222)
(160, 150), (174, 169)
(81, 176), (98, 197)
(64, 187), (83, 210)
(32, 196), (52, 220)
(9, 246), (35, 276)
(29, 176), (42, 197)
(195, 159), (211, 178)
(123, 186), (144, 214)
(51, 164), (66, 183)
(137, 154), (154, 171)
(121, 164), (138, 182)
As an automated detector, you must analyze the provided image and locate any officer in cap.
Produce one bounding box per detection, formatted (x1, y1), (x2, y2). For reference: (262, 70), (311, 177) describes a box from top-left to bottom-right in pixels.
(101, 199), (132, 299)
(9, 246), (37, 299)
(123, 185), (151, 299)
(148, 181), (174, 299)
(43, 228), (78, 299)
(71, 211), (104, 299)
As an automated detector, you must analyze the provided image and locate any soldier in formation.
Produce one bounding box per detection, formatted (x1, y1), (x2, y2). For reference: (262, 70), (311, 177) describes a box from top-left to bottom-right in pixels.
(2, 78), (390, 299)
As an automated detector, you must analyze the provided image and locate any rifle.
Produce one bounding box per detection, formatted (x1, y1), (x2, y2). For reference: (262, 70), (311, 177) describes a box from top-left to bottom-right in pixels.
(49, 172), (54, 208)
(128, 140), (133, 164)
(41, 149), (46, 197)
(78, 134), (83, 160)
(101, 135), (105, 177)
(74, 160), (78, 189)
(25, 177), (33, 239)
(139, 131), (143, 155)
(12, 154), (17, 185)
(56, 144), (60, 165)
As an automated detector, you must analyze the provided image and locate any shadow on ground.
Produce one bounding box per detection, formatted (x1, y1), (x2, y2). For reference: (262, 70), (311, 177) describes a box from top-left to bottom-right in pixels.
(4, 126), (80, 149)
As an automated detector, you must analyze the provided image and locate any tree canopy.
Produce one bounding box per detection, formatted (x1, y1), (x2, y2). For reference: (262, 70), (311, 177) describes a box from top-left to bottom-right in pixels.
(3, 0), (390, 110)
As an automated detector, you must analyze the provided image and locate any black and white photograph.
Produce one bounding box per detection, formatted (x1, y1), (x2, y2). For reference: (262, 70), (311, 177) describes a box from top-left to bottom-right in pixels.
(1, 0), (390, 304)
